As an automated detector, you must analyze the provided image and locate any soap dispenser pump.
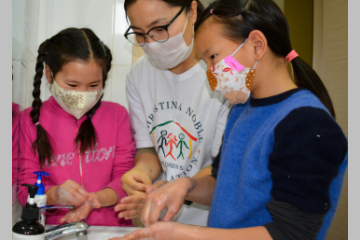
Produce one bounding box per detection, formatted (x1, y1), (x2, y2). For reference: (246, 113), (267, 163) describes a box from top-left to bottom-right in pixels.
(33, 171), (49, 226)
(12, 184), (45, 240)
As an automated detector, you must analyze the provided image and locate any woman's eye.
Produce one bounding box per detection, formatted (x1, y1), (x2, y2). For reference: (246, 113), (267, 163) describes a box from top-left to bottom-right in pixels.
(210, 54), (217, 60)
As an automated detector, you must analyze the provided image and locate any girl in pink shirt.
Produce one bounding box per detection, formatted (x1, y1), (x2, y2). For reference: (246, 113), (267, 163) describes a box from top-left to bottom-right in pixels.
(18, 28), (135, 226)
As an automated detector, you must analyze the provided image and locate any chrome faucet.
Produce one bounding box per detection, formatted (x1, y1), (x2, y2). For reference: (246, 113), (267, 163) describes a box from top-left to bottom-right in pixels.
(40, 205), (90, 240)
(45, 221), (90, 240)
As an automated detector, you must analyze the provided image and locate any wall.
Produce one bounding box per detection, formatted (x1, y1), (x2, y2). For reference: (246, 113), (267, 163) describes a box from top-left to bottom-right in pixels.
(313, 0), (348, 239)
(12, 0), (133, 111)
(284, 0), (314, 67)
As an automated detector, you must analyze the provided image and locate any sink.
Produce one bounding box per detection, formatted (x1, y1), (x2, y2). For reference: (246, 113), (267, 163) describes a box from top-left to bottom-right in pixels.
(45, 225), (141, 240)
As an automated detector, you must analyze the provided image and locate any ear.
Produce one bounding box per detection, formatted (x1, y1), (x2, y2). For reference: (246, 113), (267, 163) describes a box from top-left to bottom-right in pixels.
(190, 0), (198, 25)
(248, 30), (267, 61)
(45, 65), (53, 84)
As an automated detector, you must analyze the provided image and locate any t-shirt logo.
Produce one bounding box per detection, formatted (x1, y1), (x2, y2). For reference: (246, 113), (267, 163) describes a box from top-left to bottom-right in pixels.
(150, 121), (198, 161)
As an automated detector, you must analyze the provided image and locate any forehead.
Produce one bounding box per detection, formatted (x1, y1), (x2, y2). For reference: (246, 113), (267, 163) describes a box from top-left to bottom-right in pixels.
(195, 18), (226, 52)
(127, 0), (179, 26)
(61, 59), (102, 80)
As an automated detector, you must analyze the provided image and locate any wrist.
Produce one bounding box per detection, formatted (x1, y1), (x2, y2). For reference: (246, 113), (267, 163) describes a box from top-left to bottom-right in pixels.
(180, 177), (195, 197)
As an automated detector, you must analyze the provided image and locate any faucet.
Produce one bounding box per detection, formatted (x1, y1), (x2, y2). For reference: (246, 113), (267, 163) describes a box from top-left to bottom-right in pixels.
(40, 205), (90, 240)
(45, 221), (90, 240)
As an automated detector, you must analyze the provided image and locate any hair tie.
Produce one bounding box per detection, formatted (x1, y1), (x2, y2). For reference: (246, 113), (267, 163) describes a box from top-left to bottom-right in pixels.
(35, 122), (40, 126)
(210, 9), (214, 15)
(99, 40), (107, 56)
(285, 50), (298, 62)
(88, 114), (93, 118)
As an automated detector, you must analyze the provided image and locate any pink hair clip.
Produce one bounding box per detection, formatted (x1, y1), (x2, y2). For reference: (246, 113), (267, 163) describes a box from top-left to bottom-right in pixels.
(285, 50), (299, 62)
(35, 122), (40, 126)
(210, 9), (214, 15)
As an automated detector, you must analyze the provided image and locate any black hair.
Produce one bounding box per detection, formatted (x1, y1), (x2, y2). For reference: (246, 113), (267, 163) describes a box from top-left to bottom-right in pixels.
(31, 27), (113, 167)
(195, 0), (335, 118)
(124, 0), (205, 21)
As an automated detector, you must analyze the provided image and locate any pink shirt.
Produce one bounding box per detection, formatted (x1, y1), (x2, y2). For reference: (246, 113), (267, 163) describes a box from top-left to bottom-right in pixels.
(18, 97), (135, 226)
(13, 103), (20, 197)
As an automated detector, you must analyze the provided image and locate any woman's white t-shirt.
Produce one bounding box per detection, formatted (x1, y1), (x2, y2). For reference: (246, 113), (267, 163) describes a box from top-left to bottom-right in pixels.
(126, 56), (231, 226)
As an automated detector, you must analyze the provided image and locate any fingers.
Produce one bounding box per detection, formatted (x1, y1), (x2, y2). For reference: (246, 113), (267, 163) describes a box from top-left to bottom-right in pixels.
(59, 202), (93, 223)
(56, 180), (90, 207)
(161, 204), (181, 222)
(118, 209), (143, 220)
(88, 192), (101, 208)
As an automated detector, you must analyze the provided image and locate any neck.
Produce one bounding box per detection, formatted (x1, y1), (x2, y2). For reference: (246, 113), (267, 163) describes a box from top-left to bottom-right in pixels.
(251, 56), (297, 99)
(168, 47), (201, 75)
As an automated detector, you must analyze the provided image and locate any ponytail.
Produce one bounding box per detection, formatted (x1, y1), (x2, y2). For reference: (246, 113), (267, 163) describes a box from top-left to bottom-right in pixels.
(30, 40), (55, 167)
(291, 57), (335, 117)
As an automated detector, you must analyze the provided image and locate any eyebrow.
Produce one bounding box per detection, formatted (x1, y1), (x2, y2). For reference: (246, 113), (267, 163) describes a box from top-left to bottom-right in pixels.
(66, 80), (101, 84)
(130, 17), (168, 32)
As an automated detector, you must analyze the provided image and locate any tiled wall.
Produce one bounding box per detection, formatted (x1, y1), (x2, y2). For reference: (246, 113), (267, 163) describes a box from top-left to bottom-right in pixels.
(12, 0), (133, 111)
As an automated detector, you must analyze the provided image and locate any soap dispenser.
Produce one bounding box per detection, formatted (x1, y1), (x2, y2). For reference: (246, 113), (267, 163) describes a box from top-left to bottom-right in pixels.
(12, 184), (45, 240)
(32, 171), (49, 226)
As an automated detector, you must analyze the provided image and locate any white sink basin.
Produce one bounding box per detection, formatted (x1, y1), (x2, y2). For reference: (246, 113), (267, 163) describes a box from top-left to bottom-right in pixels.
(46, 225), (141, 240)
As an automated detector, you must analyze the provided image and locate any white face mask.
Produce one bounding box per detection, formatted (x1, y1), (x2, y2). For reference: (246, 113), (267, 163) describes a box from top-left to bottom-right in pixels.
(142, 12), (194, 70)
(50, 80), (103, 119)
(206, 39), (258, 105)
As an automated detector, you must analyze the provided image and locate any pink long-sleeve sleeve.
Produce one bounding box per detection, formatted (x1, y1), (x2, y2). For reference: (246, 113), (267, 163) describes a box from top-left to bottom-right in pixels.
(103, 106), (135, 205)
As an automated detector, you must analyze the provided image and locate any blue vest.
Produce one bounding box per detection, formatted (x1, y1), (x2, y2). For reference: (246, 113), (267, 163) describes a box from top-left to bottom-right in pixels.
(208, 90), (348, 240)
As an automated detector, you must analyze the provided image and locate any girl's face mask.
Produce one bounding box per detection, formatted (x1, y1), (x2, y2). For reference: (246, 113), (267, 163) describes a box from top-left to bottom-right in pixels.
(206, 38), (258, 105)
(50, 79), (103, 119)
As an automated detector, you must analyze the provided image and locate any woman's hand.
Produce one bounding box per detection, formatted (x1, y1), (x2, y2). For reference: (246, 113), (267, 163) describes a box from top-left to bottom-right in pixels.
(141, 178), (194, 227)
(114, 180), (169, 220)
(121, 163), (153, 196)
(50, 179), (91, 207)
(109, 221), (183, 240)
(60, 192), (101, 223)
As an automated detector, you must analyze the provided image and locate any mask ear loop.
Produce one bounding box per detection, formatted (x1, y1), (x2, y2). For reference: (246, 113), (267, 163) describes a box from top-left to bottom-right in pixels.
(231, 38), (248, 56)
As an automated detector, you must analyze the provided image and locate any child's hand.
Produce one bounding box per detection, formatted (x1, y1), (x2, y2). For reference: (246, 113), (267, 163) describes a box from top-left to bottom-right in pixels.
(60, 192), (101, 223)
(115, 180), (168, 220)
(121, 165), (152, 196)
(54, 179), (91, 207)
(114, 193), (146, 220)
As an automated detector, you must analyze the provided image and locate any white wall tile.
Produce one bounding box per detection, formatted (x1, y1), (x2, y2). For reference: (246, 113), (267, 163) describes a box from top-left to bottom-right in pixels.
(12, 0), (25, 61)
(113, 0), (133, 66)
(12, 61), (26, 110)
(80, 0), (115, 52)
(111, 65), (131, 110)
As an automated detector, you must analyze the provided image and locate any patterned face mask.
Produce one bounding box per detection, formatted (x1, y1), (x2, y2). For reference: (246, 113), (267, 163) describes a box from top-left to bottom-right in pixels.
(206, 38), (258, 105)
(50, 80), (103, 119)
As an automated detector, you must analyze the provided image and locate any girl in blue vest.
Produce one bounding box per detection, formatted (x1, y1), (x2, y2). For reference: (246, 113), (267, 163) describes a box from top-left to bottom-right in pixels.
(110, 0), (348, 239)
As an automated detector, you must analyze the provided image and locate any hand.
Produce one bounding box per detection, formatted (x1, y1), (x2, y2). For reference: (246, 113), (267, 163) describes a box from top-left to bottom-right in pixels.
(141, 178), (193, 227)
(60, 192), (101, 223)
(53, 179), (91, 207)
(115, 193), (146, 220)
(109, 221), (182, 240)
(121, 164), (153, 196)
(114, 180), (168, 220)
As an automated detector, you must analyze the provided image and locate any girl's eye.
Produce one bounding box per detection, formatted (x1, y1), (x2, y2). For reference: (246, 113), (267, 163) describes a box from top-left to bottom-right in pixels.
(67, 84), (77, 87)
(210, 54), (217, 60)
(90, 84), (99, 87)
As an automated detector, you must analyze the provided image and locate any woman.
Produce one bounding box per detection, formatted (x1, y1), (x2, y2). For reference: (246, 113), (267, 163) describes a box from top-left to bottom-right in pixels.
(116, 0), (231, 226)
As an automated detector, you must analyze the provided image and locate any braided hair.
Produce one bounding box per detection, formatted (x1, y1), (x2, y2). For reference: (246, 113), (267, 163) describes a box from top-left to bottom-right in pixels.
(31, 28), (113, 167)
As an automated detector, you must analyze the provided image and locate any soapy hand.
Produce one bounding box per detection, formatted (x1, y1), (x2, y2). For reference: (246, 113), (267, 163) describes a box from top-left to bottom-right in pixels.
(121, 165), (153, 196)
(115, 180), (168, 220)
(60, 192), (101, 223)
(109, 221), (182, 240)
(54, 179), (91, 207)
(141, 178), (192, 227)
